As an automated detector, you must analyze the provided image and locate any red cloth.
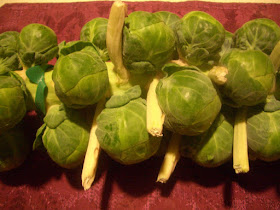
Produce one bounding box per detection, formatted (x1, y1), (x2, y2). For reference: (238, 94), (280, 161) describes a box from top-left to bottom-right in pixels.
(1, 1), (280, 209)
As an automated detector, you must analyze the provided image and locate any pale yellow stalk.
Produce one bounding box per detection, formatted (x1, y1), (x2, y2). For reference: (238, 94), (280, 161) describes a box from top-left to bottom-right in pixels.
(146, 73), (165, 137)
(157, 133), (181, 183)
(81, 97), (106, 190)
(106, 0), (129, 83)
(233, 107), (249, 174)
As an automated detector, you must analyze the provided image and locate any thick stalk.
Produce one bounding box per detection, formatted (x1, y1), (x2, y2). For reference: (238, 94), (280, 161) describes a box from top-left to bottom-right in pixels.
(233, 107), (249, 174)
(146, 73), (165, 137)
(106, 0), (129, 83)
(270, 41), (280, 72)
(157, 133), (181, 183)
(208, 66), (228, 85)
(81, 97), (106, 190)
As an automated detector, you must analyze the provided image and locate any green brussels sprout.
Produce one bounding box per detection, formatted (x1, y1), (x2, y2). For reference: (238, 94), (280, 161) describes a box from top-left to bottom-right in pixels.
(0, 72), (27, 132)
(234, 18), (280, 55)
(80, 18), (109, 61)
(53, 49), (109, 108)
(154, 11), (180, 60)
(122, 11), (176, 74)
(180, 107), (234, 167)
(58, 40), (100, 58)
(156, 66), (221, 136)
(220, 49), (275, 107)
(177, 11), (225, 67)
(219, 31), (234, 58)
(18, 23), (58, 69)
(247, 100), (280, 162)
(34, 104), (91, 169)
(96, 86), (161, 165)
(0, 31), (22, 73)
(0, 123), (30, 172)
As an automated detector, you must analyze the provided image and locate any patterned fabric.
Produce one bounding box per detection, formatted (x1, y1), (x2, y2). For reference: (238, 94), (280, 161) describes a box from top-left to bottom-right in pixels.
(0, 2), (280, 209)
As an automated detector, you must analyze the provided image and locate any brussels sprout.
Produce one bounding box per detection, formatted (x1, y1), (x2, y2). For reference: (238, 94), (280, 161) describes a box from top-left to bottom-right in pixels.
(219, 31), (234, 58)
(219, 49), (275, 107)
(96, 86), (161, 165)
(0, 31), (19, 57)
(234, 18), (280, 55)
(180, 107), (234, 167)
(34, 104), (91, 169)
(154, 11), (180, 59)
(18, 23), (58, 69)
(80, 18), (109, 61)
(53, 49), (109, 108)
(0, 31), (21, 73)
(122, 11), (176, 74)
(58, 40), (100, 58)
(177, 11), (225, 67)
(156, 67), (221, 135)
(0, 72), (27, 132)
(246, 97), (280, 162)
(0, 123), (30, 172)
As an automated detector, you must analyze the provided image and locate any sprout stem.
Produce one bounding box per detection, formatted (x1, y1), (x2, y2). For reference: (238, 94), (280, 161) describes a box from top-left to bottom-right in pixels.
(106, 0), (129, 83)
(233, 107), (249, 174)
(208, 66), (228, 85)
(146, 73), (165, 137)
(270, 41), (280, 72)
(81, 97), (106, 190)
(157, 133), (181, 183)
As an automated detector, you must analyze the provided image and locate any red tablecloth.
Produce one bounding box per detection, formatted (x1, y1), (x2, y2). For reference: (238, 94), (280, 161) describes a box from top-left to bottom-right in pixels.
(1, 1), (280, 209)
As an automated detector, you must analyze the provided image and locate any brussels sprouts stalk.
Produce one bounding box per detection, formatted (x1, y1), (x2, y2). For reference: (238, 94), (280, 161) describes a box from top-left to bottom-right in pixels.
(208, 66), (228, 85)
(270, 41), (280, 72)
(233, 107), (249, 174)
(106, 0), (129, 83)
(81, 97), (106, 190)
(147, 72), (165, 137)
(157, 133), (181, 183)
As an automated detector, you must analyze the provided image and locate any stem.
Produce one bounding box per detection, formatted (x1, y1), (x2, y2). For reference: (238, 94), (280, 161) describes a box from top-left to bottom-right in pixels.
(146, 73), (165, 137)
(208, 66), (228, 85)
(270, 41), (280, 72)
(106, 0), (129, 83)
(233, 107), (249, 174)
(81, 97), (106, 190)
(157, 133), (181, 183)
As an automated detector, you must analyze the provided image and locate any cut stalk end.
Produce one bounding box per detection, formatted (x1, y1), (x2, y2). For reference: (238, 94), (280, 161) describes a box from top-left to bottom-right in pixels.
(208, 66), (228, 85)
(81, 98), (106, 190)
(157, 133), (181, 183)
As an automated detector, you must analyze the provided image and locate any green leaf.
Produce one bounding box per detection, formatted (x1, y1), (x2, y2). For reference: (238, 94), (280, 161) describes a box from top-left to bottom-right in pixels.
(105, 85), (142, 108)
(33, 123), (47, 151)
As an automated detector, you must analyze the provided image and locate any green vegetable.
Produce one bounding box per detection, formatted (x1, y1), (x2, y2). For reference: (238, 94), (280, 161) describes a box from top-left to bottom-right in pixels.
(53, 49), (109, 109)
(156, 67), (221, 135)
(80, 18), (109, 61)
(34, 104), (91, 169)
(0, 123), (30, 172)
(234, 18), (280, 55)
(247, 97), (280, 162)
(122, 11), (176, 74)
(177, 11), (225, 67)
(96, 86), (161, 165)
(18, 23), (58, 69)
(154, 11), (180, 59)
(0, 31), (21, 73)
(0, 72), (27, 132)
(180, 107), (234, 167)
(220, 49), (275, 107)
